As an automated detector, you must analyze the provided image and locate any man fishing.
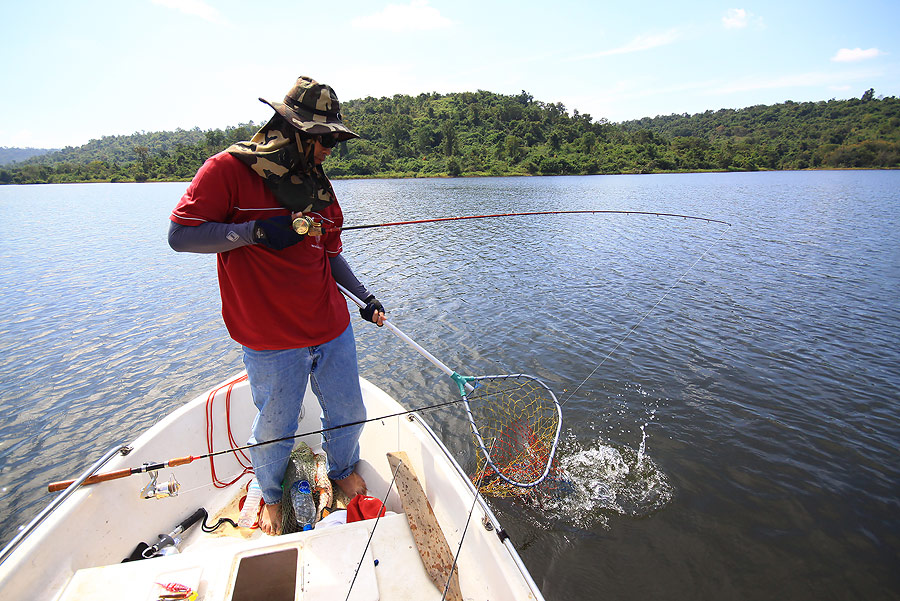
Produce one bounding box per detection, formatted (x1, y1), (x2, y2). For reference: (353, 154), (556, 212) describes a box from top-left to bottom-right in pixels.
(168, 76), (385, 535)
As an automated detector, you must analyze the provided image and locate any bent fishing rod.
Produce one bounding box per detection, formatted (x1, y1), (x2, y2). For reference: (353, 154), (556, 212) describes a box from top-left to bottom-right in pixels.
(291, 209), (732, 235)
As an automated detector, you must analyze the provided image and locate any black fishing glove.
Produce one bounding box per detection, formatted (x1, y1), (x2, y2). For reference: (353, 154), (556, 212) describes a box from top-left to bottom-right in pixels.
(252, 215), (305, 250)
(360, 295), (385, 325)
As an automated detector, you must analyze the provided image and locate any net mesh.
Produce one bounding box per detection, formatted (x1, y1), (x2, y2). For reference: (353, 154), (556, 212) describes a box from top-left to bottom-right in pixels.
(281, 444), (321, 534)
(466, 375), (562, 497)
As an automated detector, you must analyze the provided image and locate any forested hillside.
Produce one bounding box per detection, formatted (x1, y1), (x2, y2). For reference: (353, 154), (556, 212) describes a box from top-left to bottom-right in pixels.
(0, 147), (57, 166)
(619, 89), (900, 171)
(0, 125), (255, 184)
(2, 88), (897, 184)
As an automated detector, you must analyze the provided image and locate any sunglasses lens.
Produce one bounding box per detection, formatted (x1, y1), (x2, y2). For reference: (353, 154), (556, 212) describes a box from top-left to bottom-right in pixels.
(320, 134), (337, 148)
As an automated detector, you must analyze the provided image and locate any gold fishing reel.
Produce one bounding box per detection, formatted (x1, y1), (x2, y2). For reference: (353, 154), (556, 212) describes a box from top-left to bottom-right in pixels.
(292, 216), (323, 236)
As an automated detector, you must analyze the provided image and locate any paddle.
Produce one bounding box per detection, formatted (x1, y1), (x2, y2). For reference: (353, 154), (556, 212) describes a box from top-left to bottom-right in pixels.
(387, 451), (463, 601)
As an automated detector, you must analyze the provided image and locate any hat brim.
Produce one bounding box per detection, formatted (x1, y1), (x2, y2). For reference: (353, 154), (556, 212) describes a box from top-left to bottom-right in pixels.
(260, 97), (359, 141)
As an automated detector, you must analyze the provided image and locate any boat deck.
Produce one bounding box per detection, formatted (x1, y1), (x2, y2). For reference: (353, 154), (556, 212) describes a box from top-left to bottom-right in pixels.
(0, 375), (543, 601)
(58, 512), (442, 601)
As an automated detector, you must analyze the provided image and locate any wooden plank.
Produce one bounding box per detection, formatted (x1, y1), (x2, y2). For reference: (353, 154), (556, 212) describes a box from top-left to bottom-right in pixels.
(386, 452), (463, 601)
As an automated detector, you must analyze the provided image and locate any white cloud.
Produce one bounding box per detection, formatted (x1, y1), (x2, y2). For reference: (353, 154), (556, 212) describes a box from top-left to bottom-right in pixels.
(831, 48), (885, 62)
(722, 8), (750, 29)
(712, 69), (880, 94)
(351, 1), (454, 32)
(151, 0), (228, 25)
(571, 29), (682, 60)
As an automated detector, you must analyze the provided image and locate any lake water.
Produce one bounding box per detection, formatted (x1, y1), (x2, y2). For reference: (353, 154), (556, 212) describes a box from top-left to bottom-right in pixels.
(1, 171), (898, 600)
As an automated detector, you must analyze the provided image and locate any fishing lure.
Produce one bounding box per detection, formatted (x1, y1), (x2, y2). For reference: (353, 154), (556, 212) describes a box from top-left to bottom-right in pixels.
(155, 582), (191, 593)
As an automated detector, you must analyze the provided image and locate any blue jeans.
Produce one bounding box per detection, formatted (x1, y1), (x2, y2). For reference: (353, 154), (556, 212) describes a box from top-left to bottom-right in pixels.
(242, 324), (366, 504)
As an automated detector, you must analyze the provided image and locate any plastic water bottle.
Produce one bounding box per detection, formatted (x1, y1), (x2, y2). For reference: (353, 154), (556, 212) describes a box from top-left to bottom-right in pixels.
(290, 480), (316, 531)
(238, 478), (263, 528)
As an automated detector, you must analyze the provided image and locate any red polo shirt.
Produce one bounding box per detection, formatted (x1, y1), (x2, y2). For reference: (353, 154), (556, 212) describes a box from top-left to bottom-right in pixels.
(171, 152), (350, 350)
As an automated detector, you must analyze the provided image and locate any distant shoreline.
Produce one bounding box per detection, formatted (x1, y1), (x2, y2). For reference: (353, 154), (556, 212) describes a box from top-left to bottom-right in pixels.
(3, 92), (897, 185)
(3, 166), (896, 186)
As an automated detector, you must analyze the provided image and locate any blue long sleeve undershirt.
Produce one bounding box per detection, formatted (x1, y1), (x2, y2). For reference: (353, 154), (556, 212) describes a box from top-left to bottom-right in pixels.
(167, 221), (372, 301)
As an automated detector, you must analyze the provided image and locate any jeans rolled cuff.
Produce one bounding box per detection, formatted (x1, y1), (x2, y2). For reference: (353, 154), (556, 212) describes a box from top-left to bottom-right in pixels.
(329, 464), (357, 482)
(261, 493), (282, 506)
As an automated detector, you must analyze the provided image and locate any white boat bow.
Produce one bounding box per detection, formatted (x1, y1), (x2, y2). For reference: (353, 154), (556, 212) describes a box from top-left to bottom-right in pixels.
(0, 373), (544, 600)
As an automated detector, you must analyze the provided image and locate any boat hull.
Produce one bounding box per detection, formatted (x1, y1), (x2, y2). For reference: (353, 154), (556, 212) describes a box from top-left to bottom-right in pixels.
(0, 373), (543, 600)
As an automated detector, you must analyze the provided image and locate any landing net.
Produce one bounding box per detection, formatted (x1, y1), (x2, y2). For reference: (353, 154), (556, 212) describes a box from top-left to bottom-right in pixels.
(463, 374), (562, 497)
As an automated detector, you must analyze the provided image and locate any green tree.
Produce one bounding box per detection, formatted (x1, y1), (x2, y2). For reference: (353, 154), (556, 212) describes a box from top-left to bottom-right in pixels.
(442, 121), (458, 157)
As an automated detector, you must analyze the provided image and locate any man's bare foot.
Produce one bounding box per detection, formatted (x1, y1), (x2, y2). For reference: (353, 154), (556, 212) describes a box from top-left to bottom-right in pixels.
(259, 502), (282, 536)
(335, 471), (367, 497)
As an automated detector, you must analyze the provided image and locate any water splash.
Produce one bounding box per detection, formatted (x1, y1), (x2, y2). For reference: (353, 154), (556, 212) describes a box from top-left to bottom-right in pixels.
(636, 421), (649, 471)
(524, 428), (674, 530)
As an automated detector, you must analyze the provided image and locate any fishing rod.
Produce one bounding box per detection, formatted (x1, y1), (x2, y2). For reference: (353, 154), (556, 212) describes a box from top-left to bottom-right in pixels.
(46, 394), (483, 493)
(291, 209), (732, 235)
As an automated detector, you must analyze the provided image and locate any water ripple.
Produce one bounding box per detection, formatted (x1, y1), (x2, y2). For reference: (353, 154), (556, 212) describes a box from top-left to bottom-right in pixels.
(1, 173), (898, 601)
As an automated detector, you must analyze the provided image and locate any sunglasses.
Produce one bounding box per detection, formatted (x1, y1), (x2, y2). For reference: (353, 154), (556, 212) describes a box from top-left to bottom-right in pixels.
(318, 134), (338, 148)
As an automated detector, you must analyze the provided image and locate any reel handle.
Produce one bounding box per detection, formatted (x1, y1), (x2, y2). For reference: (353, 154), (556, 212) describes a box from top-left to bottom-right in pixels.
(48, 468), (133, 492)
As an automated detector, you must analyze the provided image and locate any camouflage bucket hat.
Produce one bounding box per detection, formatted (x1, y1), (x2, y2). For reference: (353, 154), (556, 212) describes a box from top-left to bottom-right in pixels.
(260, 76), (359, 141)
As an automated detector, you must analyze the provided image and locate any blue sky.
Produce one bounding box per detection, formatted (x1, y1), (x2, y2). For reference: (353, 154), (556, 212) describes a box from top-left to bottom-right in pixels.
(1, 0), (896, 148)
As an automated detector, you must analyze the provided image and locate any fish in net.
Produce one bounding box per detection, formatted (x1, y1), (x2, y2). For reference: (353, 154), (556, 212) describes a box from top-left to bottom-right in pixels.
(464, 374), (562, 497)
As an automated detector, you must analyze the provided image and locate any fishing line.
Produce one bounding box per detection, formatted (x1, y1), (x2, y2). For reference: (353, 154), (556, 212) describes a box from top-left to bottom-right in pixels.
(561, 222), (732, 407)
(345, 460), (402, 601)
(194, 389), (522, 483)
(172, 383), (529, 500)
(168, 415), (406, 505)
(442, 437), (498, 601)
(145, 213), (730, 479)
(346, 439), (496, 601)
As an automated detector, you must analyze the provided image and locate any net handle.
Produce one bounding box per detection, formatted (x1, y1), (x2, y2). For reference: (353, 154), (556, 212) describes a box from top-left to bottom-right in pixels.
(337, 284), (474, 393)
(338, 284), (559, 487)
